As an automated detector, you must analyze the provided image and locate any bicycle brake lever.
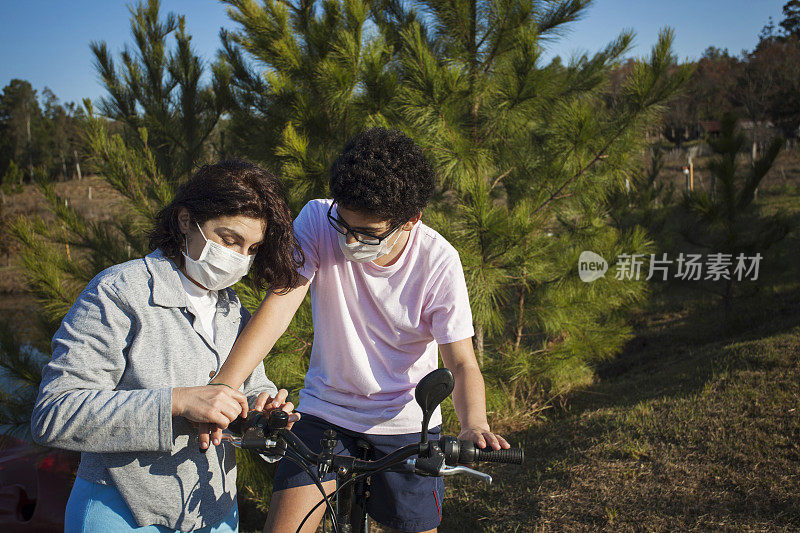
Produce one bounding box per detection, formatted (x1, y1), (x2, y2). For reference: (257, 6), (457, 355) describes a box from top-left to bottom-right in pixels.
(220, 432), (279, 452)
(439, 465), (492, 484)
(219, 433), (242, 448)
(404, 459), (493, 484)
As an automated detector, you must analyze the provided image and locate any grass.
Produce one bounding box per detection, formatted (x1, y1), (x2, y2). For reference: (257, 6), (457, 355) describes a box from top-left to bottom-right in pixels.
(439, 184), (800, 531)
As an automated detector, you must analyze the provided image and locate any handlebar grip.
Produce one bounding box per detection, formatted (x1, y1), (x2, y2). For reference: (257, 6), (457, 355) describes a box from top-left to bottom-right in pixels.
(227, 410), (289, 437)
(267, 409), (290, 431)
(227, 411), (268, 436)
(226, 415), (250, 436)
(471, 446), (524, 465)
(456, 440), (524, 465)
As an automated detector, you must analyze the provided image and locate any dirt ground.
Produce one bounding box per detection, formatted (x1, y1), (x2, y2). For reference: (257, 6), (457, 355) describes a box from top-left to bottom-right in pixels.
(0, 177), (124, 340)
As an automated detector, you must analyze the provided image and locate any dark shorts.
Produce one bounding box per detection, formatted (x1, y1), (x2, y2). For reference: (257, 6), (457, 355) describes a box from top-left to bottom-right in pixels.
(273, 413), (445, 532)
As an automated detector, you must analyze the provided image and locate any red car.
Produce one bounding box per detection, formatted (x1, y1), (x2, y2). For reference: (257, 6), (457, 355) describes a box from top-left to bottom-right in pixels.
(0, 436), (78, 532)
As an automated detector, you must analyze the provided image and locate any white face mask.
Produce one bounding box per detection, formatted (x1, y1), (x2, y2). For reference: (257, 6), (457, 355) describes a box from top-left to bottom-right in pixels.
(182, 222), (255, 290)
(337, 227), (402, 263)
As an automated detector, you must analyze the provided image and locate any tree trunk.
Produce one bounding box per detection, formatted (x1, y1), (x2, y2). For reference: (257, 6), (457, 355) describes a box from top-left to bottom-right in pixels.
(514, 287), (526, 349)
(25, 104), (33, 182)
(474, 324), (484, 367)
(60, 152), (67, 180)
(710, 175), (716, 201)
(74, 150), (82, 181)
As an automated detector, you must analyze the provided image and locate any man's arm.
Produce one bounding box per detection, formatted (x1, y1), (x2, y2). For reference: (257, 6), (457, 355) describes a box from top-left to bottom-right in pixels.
(439, 338), (510, 451)
(212, 276), (311, 390)
(199, 277), (311, 449)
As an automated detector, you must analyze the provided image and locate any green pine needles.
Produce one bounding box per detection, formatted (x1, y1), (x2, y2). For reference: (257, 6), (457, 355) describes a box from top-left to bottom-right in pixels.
(220, 0), (691, 418)
(2, 0), (693, 508)
(681, 113), (793, 320)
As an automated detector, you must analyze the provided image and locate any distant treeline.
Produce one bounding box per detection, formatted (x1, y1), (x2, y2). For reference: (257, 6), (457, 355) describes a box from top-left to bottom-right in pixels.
(660, 3), (800, 144)
(2, 2), (799, 187)
(0, 80), (86, 185)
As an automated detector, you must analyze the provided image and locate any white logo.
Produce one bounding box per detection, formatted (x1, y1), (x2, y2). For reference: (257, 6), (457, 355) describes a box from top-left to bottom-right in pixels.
(578, 251), (608, 282)
(578, 251), (762, 282)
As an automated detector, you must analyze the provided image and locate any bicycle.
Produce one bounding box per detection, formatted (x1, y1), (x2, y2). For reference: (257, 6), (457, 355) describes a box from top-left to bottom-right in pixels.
(224, 368), (525, 533)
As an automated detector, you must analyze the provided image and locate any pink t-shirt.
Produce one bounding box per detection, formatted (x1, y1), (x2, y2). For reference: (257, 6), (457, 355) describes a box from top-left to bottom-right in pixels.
(294, 199), (475, 434)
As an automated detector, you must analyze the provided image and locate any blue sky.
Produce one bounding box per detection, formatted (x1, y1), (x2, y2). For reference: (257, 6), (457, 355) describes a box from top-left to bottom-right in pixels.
(0, 0), (787, 105)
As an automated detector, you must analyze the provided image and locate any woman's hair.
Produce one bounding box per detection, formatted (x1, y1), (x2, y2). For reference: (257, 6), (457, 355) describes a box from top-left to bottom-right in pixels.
(150, 160), (303, 292)
(329, 127), (435, 226)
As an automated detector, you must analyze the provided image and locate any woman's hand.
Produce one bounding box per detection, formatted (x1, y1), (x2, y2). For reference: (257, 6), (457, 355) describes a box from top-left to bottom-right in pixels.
(172, 385), (249, 449)
(199, 388), (301, 450)
(458, 426), (511, 451)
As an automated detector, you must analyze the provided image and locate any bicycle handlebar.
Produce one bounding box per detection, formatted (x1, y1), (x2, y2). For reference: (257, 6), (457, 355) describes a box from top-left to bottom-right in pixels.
(225, 409), (524, 533)
(226, 410), (524, 476)
(438, 435), (526, 465)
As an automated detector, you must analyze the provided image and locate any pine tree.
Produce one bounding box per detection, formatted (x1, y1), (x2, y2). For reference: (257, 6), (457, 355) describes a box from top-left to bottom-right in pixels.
(0, 1), (209, 437)
(0, 83), (86, 184)
(7, 0), (224, 343)
(681, 113), (793, 321)
(1, 110), (174, 436)
(0, 79), (44, 181)
(608, 144), (677, 250)
(91, 0), (225, 182)
(368, 0), (691, 406)
(0, 1), (277, 509)
(780, 0), (800, 38)
(214, 0), (402, 407)
(1, 160), (24, 194)
(219, 0), (399, 211)
(42, 89), (69, 180)
(221, 0), (691, 411)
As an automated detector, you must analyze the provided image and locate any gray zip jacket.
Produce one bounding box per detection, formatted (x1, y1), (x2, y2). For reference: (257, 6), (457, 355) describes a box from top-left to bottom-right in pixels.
(31, 249), (277, 531)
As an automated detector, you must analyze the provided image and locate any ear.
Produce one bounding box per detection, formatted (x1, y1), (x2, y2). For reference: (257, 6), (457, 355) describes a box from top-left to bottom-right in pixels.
(403, 211), (422, 230)
(177, 207), (191, 234)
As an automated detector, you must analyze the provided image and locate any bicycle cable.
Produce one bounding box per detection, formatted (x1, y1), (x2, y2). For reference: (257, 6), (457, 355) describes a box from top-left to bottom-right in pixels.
(296, 460), (404, 531)
(280, 447), (341, 533)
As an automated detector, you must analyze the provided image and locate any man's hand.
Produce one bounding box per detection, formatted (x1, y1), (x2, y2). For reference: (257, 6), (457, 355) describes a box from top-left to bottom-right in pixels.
(458, 426), (511, 451)
(440, 339), (511, 452)
(172, 385), (249, 450)
(253, 389), (301, 429)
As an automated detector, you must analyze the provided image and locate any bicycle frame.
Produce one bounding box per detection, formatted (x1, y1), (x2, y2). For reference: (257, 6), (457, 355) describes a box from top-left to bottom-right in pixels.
(223, 369), (524, 533)
(325, 438), (372, 533)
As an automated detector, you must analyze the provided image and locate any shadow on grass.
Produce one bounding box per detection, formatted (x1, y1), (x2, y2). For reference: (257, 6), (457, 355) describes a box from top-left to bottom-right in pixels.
(441, 229), (800, 531)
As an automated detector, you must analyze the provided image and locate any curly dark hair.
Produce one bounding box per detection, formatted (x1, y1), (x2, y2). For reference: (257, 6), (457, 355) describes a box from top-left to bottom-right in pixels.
(329, 128), (435, 226)
(149, 160), (303, 293)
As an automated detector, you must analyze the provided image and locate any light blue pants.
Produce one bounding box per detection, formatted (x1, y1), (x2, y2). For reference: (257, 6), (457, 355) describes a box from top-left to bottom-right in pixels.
(65, 476), (239, 533)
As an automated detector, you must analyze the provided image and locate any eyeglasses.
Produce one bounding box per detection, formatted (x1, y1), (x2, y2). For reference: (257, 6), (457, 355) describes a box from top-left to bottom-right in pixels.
(327, 203), (403, 245)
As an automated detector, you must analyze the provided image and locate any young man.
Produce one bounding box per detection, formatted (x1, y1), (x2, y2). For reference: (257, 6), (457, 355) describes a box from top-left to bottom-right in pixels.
(210, 128), (509, 533)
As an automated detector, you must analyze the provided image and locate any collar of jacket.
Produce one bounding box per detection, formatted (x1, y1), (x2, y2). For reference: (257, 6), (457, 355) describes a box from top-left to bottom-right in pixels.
(144, 248), (237, 309)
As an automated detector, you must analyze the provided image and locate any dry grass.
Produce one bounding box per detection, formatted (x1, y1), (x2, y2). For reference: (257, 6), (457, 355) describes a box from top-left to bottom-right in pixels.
(440, 175), (800, 532)
(0, 177), (123, 341)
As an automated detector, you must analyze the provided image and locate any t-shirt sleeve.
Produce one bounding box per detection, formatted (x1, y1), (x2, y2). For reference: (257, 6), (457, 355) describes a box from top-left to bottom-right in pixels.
(293, 201), (322, 282)
(427, 254), (475, 344)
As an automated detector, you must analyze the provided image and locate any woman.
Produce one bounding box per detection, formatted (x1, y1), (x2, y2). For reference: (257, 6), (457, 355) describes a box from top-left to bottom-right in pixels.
(31, 160), (303, 532)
